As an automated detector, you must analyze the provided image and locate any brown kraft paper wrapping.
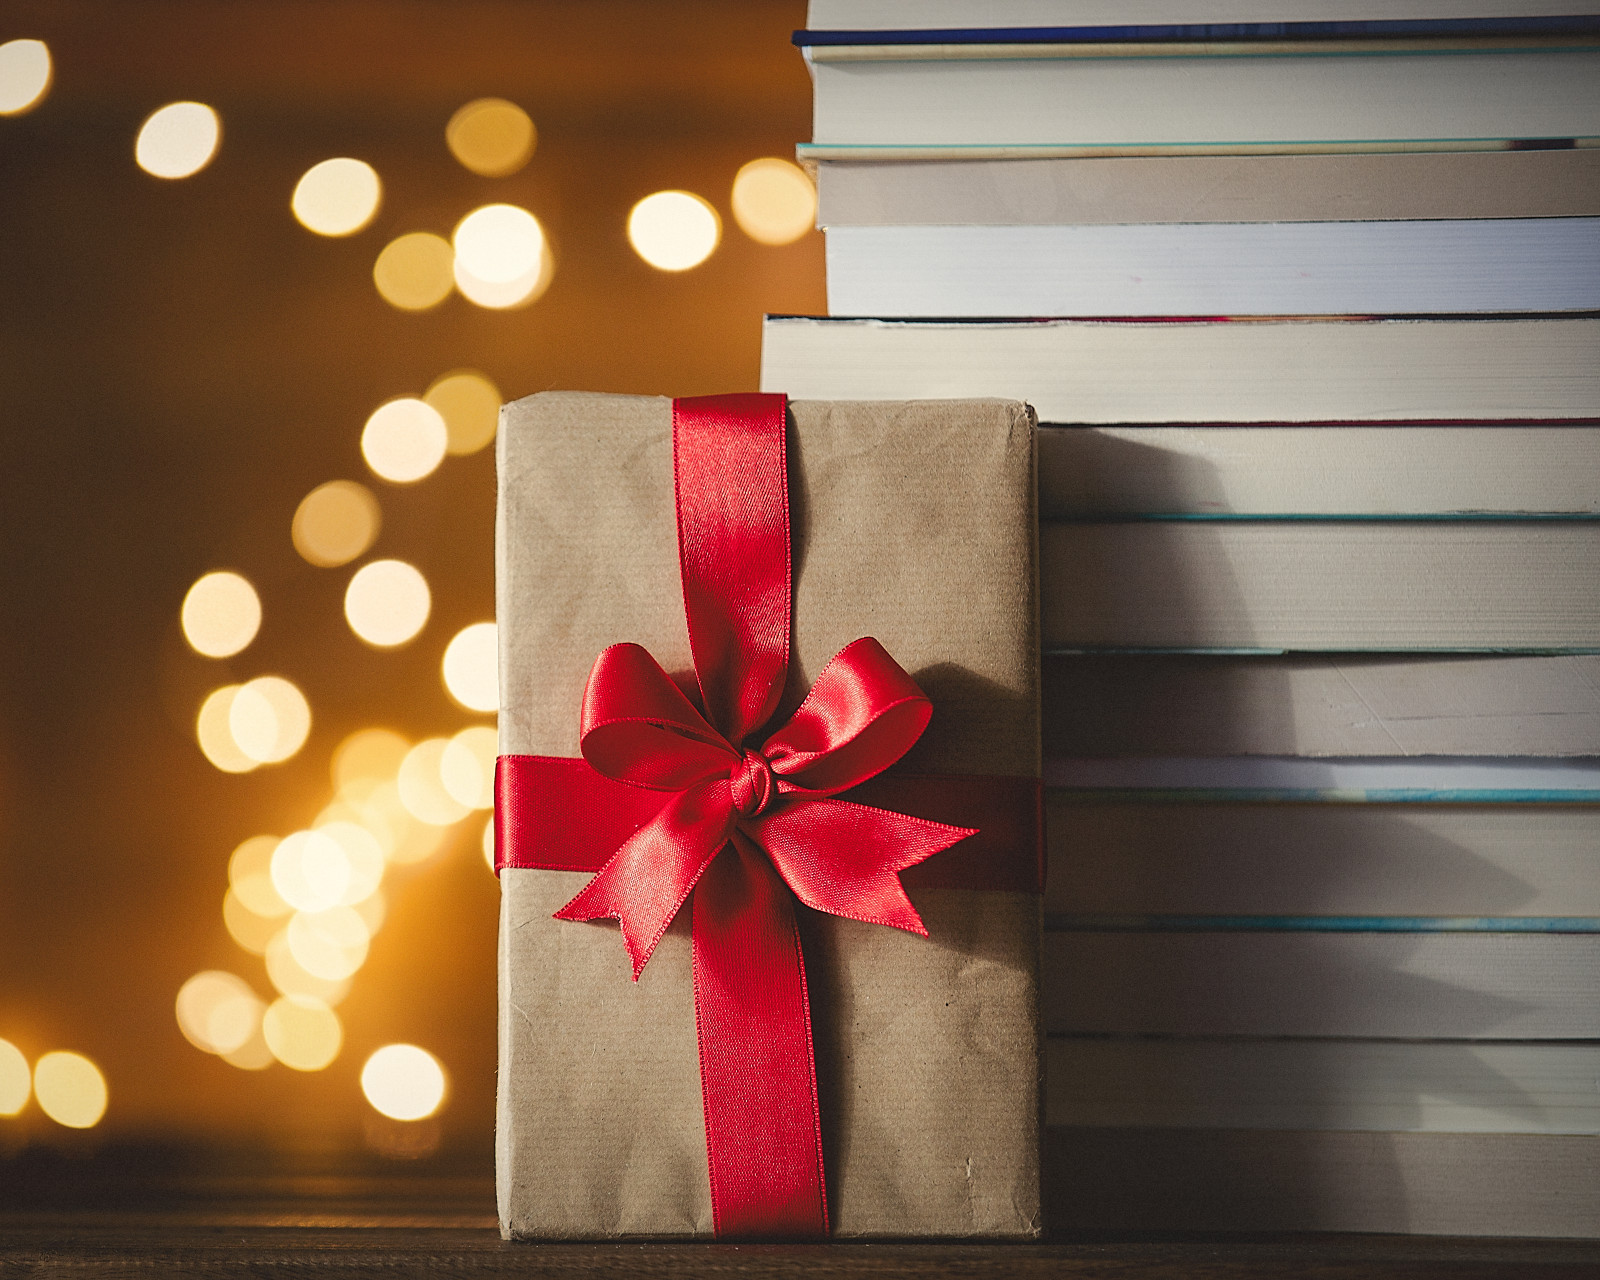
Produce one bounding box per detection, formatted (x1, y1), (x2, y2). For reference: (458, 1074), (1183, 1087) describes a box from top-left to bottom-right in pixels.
(496, 393), (1041, 1239)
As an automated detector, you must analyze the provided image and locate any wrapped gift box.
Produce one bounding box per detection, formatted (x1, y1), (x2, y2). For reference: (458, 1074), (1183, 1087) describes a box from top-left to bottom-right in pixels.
(495, 392), (1042, 1238)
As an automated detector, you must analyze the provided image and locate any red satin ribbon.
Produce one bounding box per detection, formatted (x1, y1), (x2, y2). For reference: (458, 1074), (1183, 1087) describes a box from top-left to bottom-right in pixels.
(495, 392), (1039, 1238)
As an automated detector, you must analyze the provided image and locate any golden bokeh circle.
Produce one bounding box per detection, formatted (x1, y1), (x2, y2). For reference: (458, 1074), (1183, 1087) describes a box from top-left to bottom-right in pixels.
(446, 98), (536, 177)
(373, 232), (454, 311)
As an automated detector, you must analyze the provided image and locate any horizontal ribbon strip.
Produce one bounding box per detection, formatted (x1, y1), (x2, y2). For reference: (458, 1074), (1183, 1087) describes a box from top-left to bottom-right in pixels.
(497, 755), (1044, 893)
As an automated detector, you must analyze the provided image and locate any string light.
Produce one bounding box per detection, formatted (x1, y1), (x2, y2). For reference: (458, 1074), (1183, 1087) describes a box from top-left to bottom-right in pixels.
(362, 399), (448, 484)
(196, 685), (259, 774)
(361, 1044), (448, 1121)
(0, 1038), (30, 1115)
(425, 371), (501, 456)
(453, 205), (549, 309)
(181, 571), (260, 658)
(0, 39), (51, 115)
(229, 675), (311, 764)
(441, 725), (497, 810)
(373, 232), (454, 311)
(293, 480), (381, 567)
(33, 1052), (107, 1128)
(731, 158), (816, 245)
(628, 191), (719, 271)
(441, 622), (497, 712)
(292, 158), (382, 236)
(344, 560), (431, 647)
(397, 738), (469, 826)
(135, 102), (220, 178)
(175, 971), (264, 1056)
(446, 98), (535, 176)
(332, 728), (411, 793)
(262, 995), (342, 1071)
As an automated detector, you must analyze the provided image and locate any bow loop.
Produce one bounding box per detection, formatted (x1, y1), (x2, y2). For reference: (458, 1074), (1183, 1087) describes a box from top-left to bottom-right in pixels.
(580, 643), (739, 791)
(762, 637), (933, 796)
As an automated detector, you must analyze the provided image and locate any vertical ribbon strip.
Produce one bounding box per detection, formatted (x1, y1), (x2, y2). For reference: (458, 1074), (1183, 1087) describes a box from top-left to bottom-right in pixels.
(675, 395), (824, 1237)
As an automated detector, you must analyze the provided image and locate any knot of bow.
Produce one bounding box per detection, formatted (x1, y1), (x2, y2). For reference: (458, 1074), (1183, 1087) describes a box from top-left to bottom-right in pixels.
(553, 636), (976, 978)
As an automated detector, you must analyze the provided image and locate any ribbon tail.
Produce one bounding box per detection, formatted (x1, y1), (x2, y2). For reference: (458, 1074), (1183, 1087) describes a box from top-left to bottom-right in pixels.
(750, 799), (977, 936)
(692, 834), (828, 1239)
(554, 781), (734, 979)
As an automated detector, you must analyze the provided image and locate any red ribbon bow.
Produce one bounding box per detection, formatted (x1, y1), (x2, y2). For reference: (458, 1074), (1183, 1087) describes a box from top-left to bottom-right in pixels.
(555, 635), (975, 981)
(496, 393), (1041, 1238)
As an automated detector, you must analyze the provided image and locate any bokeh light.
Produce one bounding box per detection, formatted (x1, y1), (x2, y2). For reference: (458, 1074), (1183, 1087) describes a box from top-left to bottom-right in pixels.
(175, 970), (263, 1056)
(452, 204), (549, 309)
(628, 190), (720, 271)
(731, 157), (816, 245)
(222, 887), (280, 955)
(181, 571), (261, 658)
(196, 685), (259, 774)
(0, 1038), (30, 1115)
(265, 930), (352, 1006)
(271, 829), (351, 913)
(286, 906), (370, 981)
(345, 559), (431, 647)
(332, 728), (410, 792)
(362, 398), (448, 484)
(425, 370), (501, 456)
(291, 157), (381, 236)
(336, 778), (449, 866)
(441, 725), (497, 811)
(0, 39), (51, 115)
(446, 97), (536, 176)
(361, 1045), (448, 1121)
(292, 480), (381, 567)
(229, 835), (290, 915)
(442, 622), (498, 712)
(135, 102), (220, 179)
(33, 1052), (107, 1129)
(397, 738), (470, 826)
(222, 1026), (274, 1072)
(262, 995), (342, 1071)
(454, 204), (542, 282)
(229, 675), (311, 764)
(373, 232), (454, 311)
(453, 251), (551, 309)
(318, 821), (386, 904)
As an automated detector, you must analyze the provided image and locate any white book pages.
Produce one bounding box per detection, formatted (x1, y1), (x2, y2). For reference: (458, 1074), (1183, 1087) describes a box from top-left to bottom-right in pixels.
(1045, 803), (1600, 917)
(1043, 931), (1600, 1037)
(823, 220), (1600, 316)
(1046, 1038), (1600, 1134)
(762, 316), (1600, 423)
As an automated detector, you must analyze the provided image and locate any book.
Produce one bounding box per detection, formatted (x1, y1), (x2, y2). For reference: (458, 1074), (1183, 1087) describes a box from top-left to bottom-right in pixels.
(800, 39), (1600, 160)
(805, 2), (1600, 32)
(1037, 423), (1600, 517)
(759, 315), (1600, 423)
(1043, 930), (1600, 1037)
(823, 218), (1600, 316)
(1040, 521), (1600, 651)
(814, 149), (1600, 226)
(1046, 1038), (1600, 1134)
(1044, 1128), (1600, 1236)
(1042, 654), (1600, 755)
(1045, 756), (1600, 799)
(1045, 802), (1600, 917)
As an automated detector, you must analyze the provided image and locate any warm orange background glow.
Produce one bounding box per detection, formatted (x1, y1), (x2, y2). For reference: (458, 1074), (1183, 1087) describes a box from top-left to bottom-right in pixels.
(0, 0), (819, 1157)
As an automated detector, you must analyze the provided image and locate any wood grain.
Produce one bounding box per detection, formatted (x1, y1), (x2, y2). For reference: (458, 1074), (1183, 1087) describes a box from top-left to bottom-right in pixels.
(1, 1219), (1598, 1278)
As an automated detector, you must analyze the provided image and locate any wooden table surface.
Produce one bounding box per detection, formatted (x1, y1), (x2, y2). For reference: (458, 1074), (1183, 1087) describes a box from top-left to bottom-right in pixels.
(3, 1143), (1596, 1277)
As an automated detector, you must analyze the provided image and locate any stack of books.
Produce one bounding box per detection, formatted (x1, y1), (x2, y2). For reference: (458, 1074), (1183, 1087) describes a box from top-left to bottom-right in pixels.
(762, 1), (1600, 1239)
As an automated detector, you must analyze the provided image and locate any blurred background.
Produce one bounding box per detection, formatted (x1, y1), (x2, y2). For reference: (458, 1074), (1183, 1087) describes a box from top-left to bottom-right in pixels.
(0, 0), (819, 1194)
